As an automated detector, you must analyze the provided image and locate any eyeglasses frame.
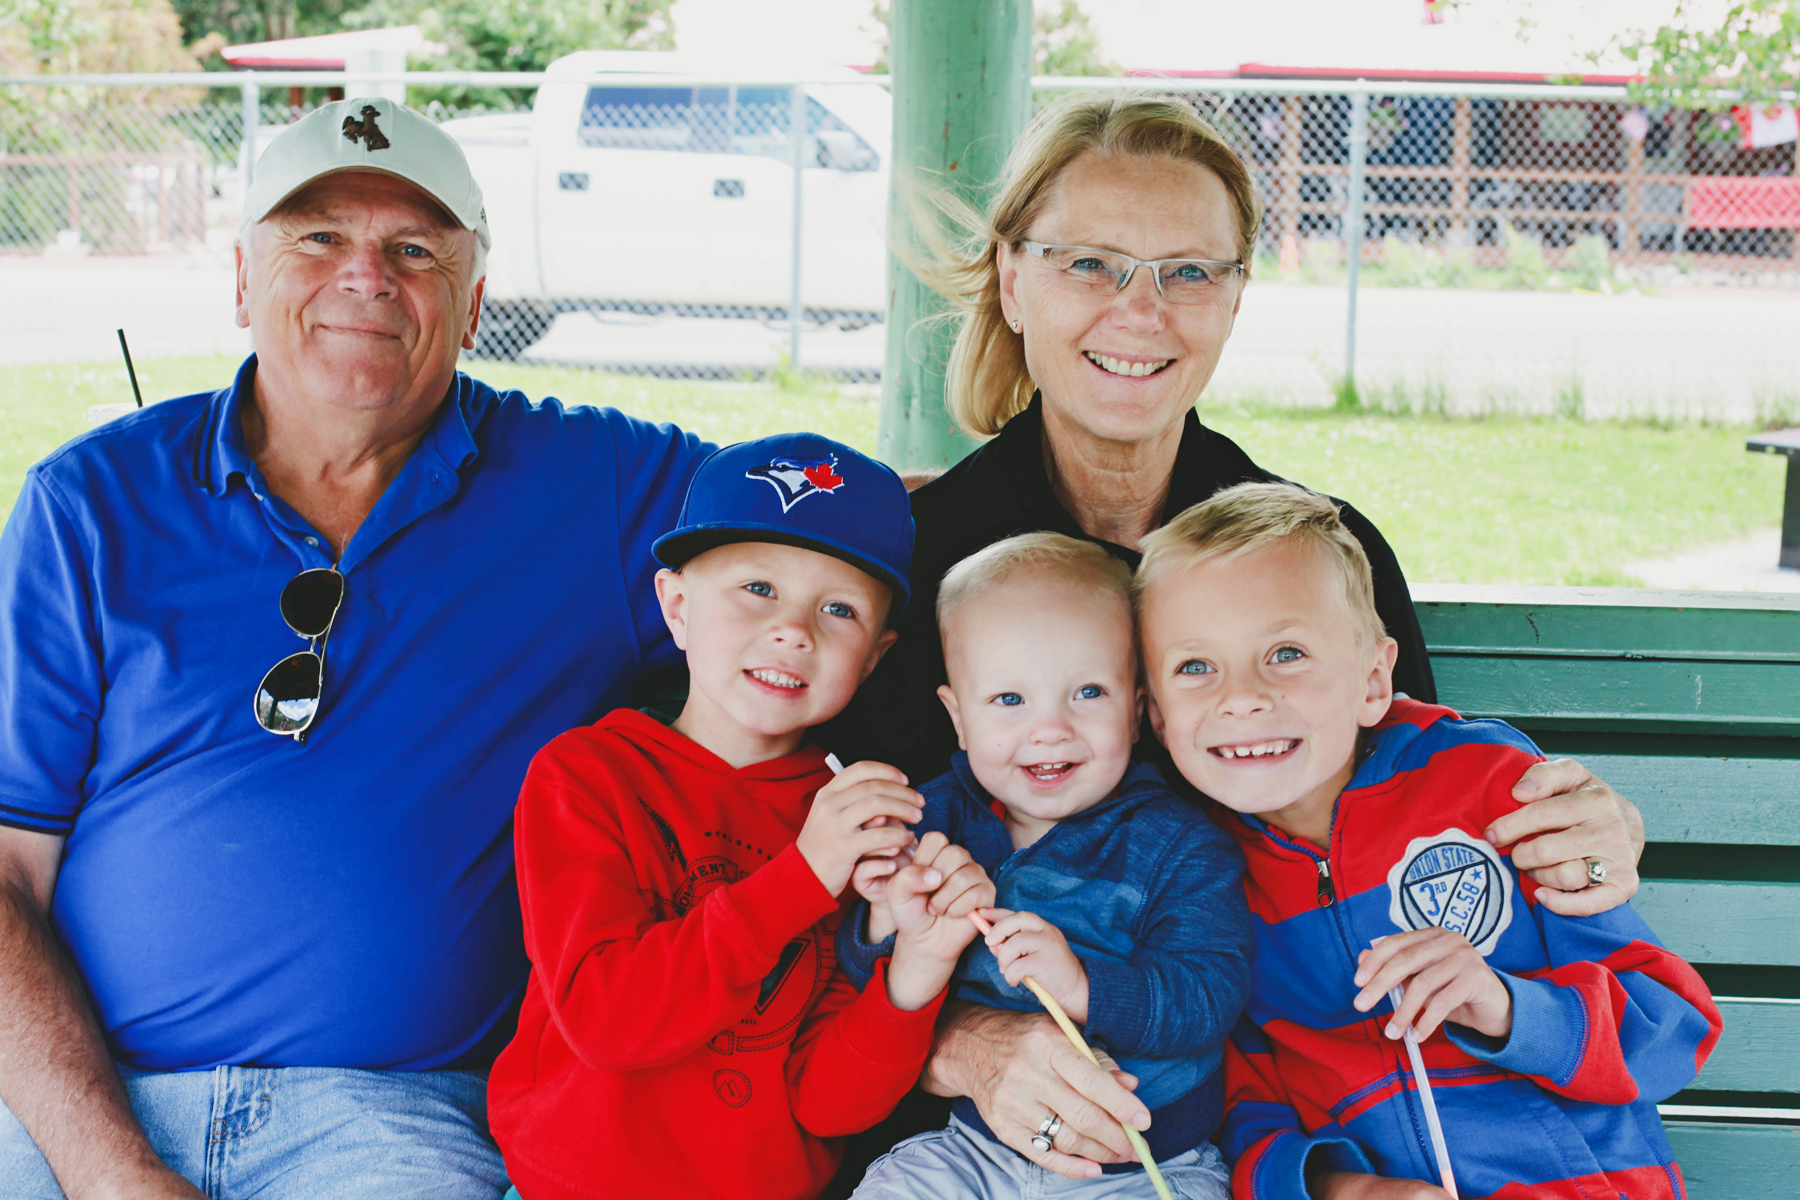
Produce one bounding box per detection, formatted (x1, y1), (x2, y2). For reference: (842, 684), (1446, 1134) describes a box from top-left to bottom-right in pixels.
(1021, 240), (1246, 303)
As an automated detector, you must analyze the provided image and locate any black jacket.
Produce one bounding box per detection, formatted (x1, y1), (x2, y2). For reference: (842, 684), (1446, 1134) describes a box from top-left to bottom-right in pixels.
(820, 397), (1435, 783)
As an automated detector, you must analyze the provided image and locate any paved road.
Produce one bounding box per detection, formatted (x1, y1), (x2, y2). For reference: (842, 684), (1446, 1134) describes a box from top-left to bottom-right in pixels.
(5, 255), (1798, 423)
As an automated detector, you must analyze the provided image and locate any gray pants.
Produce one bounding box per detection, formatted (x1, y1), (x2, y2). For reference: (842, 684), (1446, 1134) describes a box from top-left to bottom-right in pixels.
(849, 1116), (1231, 1200)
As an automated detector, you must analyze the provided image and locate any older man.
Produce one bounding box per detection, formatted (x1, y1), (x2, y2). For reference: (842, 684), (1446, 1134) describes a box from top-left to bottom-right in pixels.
(0, 99), (710, 1198)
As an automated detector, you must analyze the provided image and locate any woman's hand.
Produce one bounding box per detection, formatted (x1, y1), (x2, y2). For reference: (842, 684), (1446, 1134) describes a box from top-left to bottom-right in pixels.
(922, 1002), (1150, 1179)
(1485, 758), (1644, 917)
(980, 907), (1090, 1024)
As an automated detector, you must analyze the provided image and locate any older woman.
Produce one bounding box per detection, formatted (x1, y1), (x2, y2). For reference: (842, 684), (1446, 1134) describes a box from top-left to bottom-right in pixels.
(824, 92), (1645, 1186)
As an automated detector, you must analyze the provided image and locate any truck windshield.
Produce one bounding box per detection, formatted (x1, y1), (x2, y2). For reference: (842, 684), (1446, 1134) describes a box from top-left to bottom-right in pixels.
(580, 85), (878, 170)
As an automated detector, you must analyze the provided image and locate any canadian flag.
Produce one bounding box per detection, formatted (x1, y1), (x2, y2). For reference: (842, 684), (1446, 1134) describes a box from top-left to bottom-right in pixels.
(1732, 103), (1799, 150)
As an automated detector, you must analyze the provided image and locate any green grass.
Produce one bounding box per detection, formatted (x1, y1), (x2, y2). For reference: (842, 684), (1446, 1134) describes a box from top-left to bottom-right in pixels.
(1, 357), (1785, 587)
(1203, 405), (1786, 586)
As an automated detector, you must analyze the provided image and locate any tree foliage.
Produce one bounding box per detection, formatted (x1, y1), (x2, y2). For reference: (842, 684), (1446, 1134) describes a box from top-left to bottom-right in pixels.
(162, 0), (670, 77)
(1619, 0), (1800, 106)
(1034, 0), (1117, 77)
(5, 0), (218, 75)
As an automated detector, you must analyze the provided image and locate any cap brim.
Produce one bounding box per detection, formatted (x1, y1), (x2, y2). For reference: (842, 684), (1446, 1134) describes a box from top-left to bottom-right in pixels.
(250, 165), (488, 242)
(653, 523), (909, 617)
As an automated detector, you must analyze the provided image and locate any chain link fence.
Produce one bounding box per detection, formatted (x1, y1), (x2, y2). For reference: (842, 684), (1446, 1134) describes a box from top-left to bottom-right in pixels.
(4, 72), (1799, 403)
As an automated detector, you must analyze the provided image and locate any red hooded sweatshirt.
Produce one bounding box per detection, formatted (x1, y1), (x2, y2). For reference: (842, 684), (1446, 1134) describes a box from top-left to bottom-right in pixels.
(489, 709), (943, 1200)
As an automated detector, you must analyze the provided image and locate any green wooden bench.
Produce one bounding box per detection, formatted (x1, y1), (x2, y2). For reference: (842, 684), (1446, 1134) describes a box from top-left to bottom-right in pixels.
(1414, 584), (1800, 1199)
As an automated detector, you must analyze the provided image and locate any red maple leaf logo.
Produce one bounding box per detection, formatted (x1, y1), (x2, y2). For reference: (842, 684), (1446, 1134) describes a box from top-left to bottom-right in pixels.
(803, 463), (843, 491)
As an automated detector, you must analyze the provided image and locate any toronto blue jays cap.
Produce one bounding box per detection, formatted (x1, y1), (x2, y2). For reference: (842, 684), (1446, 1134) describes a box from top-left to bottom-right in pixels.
(653, 433), (914, 615)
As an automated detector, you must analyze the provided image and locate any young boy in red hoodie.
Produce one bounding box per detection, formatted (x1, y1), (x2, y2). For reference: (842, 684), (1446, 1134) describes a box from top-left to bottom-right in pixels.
(489, 434), (996, 1200)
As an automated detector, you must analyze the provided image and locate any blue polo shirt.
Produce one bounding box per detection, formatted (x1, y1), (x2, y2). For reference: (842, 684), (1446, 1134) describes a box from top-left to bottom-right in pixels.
(0, 356), (709, 1071)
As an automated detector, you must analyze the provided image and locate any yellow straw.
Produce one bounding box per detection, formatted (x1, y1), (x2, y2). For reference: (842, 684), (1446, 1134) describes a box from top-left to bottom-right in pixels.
(967, 910), (1174, 1200)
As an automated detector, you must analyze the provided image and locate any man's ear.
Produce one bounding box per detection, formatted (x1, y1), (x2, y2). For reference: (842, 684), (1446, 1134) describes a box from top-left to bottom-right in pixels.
(1358, 636), (1399, 728)
(461, 276), (486, 351)
(234, 240), (252, 330)
(653, 568), (690, 651)
(936, 684), (968, 750)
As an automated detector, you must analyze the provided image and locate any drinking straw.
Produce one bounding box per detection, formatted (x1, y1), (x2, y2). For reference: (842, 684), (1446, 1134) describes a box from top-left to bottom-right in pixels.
(967, 909), (1175, 1200)
(1385, 983), (1459, 1199)
(117, 329), (143, 407)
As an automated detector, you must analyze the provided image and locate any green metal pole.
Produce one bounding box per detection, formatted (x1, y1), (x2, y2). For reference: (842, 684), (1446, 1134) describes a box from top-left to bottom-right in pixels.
(878, 0), (1032, 471)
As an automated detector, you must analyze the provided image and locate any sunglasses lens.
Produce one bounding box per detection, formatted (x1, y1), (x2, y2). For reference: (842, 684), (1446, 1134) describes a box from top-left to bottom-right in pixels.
(255, 651), (323, 734)
(280, 569), (344, 639)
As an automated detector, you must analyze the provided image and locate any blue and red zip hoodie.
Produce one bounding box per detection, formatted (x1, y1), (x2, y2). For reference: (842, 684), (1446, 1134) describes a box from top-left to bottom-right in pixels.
(1218, 699), (1721, 1200)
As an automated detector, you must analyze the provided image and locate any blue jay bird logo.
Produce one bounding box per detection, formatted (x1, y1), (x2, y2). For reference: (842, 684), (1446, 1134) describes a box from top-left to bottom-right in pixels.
(745, 456), (845, 513)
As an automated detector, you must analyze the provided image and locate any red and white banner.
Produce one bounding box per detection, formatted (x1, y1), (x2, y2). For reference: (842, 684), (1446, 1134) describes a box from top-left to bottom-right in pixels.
(1689, 178), (1800, 229)
(1732, 103), (1799, 150)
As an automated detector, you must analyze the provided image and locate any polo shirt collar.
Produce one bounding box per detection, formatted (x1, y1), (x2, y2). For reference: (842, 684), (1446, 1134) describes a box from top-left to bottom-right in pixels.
(196, 354), (487, 499)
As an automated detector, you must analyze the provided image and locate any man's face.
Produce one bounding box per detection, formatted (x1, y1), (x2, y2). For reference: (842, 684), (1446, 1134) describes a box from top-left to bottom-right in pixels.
(937, 570), (1141, 845)
(236, 171), (482, 413)
(1141, 541), (1395, 837)
(655, 542), (897, 764)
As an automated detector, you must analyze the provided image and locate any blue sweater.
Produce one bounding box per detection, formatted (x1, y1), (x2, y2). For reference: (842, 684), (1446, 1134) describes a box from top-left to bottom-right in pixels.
(839, 754), (1252, 1161)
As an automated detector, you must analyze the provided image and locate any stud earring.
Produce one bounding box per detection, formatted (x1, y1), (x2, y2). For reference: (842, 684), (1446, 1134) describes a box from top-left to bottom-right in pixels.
(1010, 319), (1021, 333)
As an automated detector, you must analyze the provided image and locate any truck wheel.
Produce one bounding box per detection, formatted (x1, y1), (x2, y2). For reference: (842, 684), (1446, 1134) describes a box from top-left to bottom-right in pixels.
(470, 300), (553, 361)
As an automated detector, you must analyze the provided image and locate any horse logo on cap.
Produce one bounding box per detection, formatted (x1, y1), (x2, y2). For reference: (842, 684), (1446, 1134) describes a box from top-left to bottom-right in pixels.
(342, 106), (391, 151)
(746, 456), (844, 513)
(1386, 827), (1514, 956)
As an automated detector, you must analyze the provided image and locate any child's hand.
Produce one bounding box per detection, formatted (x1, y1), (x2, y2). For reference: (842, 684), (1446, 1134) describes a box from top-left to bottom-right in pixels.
(882, 833), (995, 1011)
(980, 907), (1090, 1025)
(851, 833), (917, 905)
(851, 834), (916, 942)
(1352, 927), (1513, 1042)
(797, 761), (922, 897)
(1309, 1171), (1453, 1200)
(889, 833), (993, 960)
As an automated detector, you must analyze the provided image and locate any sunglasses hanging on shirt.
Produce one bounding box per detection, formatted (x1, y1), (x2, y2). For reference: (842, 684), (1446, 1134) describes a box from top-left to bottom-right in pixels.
(253, 566), (344, 741)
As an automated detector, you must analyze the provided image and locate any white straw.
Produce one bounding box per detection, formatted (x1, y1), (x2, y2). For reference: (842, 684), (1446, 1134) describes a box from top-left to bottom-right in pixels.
(1387, 984), (1459, 1198)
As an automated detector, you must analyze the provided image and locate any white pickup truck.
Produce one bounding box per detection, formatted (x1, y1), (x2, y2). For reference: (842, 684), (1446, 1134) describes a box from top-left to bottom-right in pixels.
(442, 52), (891, 359)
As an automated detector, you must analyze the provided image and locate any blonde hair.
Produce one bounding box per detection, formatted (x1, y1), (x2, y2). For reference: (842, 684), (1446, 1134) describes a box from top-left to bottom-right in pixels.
(901, 91), (1262, 441)
(938, 532), (1131, 633)
(1134, 483), (1386, 650)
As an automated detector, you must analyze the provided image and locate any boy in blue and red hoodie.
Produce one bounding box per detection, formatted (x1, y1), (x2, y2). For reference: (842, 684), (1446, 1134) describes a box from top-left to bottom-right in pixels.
(1134, 482), (1721, 1200)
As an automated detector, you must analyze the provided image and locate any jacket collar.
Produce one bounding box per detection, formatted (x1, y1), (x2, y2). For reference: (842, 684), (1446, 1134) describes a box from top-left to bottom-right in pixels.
(981, 393), (1267, 562)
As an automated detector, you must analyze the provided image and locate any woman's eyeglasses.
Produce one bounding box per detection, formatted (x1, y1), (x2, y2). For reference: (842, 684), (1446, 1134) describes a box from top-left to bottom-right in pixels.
(1023, 241), (1244, 304)
(253, 567), (344, 741)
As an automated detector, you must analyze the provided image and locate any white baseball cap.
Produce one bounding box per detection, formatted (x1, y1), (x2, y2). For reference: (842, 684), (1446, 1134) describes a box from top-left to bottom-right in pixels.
(245, 96), (490, 247)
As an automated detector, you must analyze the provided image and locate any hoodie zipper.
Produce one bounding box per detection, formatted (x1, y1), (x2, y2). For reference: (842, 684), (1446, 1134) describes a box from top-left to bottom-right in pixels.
(1261, 809), (1450, 1181)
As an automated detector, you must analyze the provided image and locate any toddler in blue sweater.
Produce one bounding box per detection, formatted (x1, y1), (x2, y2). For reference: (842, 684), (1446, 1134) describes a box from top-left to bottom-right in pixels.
(841, 532), (1252, 1199)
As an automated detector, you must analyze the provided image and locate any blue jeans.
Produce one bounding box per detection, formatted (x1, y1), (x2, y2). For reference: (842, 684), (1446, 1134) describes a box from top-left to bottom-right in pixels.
(0, 1064), (509, 1200)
